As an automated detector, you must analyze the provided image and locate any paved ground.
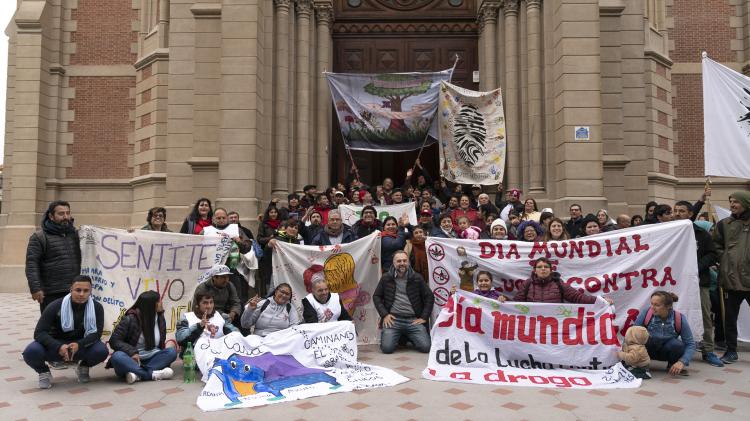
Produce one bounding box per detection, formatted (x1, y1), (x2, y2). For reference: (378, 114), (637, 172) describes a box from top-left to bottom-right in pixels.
(1, 293), (749, 421)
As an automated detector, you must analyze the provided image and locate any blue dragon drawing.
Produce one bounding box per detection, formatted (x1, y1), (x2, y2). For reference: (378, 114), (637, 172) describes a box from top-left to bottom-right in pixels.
(208, 353), (341, 406)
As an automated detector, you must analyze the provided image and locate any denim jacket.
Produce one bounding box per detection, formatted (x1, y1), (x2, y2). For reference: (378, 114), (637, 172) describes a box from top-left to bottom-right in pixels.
(635, 308), (696, 365)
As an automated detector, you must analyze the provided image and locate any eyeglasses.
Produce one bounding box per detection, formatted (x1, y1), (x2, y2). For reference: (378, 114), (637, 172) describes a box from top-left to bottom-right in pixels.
(153, 214), (165, 219)
(276, 289), (291, 296)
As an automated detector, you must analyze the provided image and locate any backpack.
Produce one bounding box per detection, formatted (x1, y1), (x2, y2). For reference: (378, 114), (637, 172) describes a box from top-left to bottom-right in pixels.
(642, 308), (682, 334)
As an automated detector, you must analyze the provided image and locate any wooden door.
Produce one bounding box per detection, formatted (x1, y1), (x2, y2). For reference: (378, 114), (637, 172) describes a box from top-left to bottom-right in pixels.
(332, 37), (478, 188)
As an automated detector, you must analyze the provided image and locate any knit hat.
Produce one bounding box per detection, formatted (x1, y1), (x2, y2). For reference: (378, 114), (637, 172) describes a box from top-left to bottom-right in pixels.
(730, 191), (750, 213)
(509, 189), (522, 198)
(490, 218), (507, 232)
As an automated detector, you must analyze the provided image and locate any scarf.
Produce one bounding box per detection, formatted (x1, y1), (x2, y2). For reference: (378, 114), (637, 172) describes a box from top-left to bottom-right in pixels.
(61, 293), (97, 337)
(194, 218), (211, 234)
(324, 223), (343, 237)
(43, 217), (77, 236)
(410, 239), (428, 279)
(380, 230), (399, 238)
(265, 219), (281, 230)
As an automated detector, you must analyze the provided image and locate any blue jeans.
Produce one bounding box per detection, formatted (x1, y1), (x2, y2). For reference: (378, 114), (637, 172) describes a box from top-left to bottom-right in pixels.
(23, 340), (108, 374)
(110, 348), (177, 381)
(380, 317), (431, 354)
(646, 337), (687, 366)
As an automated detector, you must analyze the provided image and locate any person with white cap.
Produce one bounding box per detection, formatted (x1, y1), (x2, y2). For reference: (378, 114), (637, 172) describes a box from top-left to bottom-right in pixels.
(489, 219), (508, 240)
(192, 264), (242, 325)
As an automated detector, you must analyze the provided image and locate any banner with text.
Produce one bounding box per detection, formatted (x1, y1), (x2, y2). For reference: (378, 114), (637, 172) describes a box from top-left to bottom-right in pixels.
(425, 220), (703, 339)
(80, 226), (231, 339)
(422, 290), (640, 389)
(196, 323), (408, 411)
(271, 232), (382, 344)
(339, 202), (418, 227)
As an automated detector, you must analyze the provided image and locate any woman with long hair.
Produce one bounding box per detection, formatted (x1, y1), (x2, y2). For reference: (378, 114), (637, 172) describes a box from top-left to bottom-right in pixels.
(520, 198), (541, 222)
(180, 198), (213, 234)
(541, 218), (570, 242)
(107, 291), (176, 383)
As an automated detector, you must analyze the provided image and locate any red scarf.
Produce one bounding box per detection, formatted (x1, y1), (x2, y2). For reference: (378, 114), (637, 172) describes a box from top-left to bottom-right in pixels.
(380, 230), (398, 238)
(194, 218), (211, 234)
(265, 219), (281, 230)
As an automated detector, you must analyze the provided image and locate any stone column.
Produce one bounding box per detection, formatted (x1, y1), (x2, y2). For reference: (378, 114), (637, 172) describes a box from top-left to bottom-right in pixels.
(295, 0), (312, 193)
(527, 0), (544, 193)
(504, 0), (521, 189)
(479, 2), (500, 90)
(314, 1), (333, 186)
(272, 0), (292, 197)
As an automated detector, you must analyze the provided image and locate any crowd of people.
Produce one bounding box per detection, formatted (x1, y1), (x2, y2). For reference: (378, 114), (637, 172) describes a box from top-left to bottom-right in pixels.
(21, 171), (750, 388)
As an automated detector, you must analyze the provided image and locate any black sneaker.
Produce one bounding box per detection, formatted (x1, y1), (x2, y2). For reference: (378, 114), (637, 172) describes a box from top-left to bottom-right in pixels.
(720, 351), (738, 364)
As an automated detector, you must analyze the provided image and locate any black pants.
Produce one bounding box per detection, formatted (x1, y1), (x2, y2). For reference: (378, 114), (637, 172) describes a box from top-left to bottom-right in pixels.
(724, 289), (750, 352)
(40, 291), (68, 313)
(711, 288), (725, 343)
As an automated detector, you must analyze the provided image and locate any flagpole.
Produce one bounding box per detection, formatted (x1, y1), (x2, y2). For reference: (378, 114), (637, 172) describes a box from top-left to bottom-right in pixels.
(409, 55), (462, 181)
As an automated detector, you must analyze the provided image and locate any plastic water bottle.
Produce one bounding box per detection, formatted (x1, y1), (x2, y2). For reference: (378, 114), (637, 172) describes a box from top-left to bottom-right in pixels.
(183, 342), (196, 383)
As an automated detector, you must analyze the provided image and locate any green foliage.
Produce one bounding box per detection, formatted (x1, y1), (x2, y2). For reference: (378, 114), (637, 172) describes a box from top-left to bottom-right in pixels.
(363, 79), (432, 98)
(344, 125), (430, 145)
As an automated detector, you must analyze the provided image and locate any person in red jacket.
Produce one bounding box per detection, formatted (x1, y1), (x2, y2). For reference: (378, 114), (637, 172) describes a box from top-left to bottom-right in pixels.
(510, 257), (613, 304)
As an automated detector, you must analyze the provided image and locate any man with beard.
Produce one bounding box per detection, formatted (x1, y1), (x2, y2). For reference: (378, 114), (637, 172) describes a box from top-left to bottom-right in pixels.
(26, 200), (81, 314)
(300, 208), (325, 245)
(312, 210), (357, 245)
(352, 205), (382, 238)
(713, 191), (750, 364)
(373, 250), (434, 354)
(193, 265), (242, 326)
(301, 279), (353, 323)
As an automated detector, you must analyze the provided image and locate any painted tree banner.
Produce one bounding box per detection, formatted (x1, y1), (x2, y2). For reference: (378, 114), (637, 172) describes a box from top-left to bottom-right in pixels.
(425, 220), (703, 339)
(338, 202), (418, 227)
(79, 226), (231, 340)
(423, 290), (641, 389)
(326, 69), (453, 151)
(196, 324), (408, 411)
(271, 232), (382, 344)
(438, 81), (506, 185)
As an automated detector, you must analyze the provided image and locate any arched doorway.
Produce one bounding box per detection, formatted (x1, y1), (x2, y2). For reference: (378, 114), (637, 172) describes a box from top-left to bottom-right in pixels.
(331, 0), (479, 187)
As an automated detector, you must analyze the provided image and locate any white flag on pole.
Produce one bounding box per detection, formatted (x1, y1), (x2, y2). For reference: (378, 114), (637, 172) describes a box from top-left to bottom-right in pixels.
(702, 54), (750, 179)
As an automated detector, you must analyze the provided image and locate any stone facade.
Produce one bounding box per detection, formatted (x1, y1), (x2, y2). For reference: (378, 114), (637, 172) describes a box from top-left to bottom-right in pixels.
(0, 0), (748, 292)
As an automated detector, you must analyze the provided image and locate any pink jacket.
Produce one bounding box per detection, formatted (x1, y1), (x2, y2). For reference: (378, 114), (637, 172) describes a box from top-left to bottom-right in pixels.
(512, 272), (597, 304)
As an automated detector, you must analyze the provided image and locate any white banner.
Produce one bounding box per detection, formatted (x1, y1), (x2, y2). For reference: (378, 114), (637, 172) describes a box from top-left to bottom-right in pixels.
(79, 226), (231, 340)
(271, 232), (382, 344)
(426, 220), (703, 339)
(196, 323), (408, 411)
(438, 81), (506, 185)
(338, 202), (418, 227)
(702, 55), (750, 179)
(422, 290), (640, 389)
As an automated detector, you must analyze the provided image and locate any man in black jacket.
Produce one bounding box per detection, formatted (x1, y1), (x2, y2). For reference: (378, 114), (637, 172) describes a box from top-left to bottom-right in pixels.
(25, 200), (81, 313)
(22, 275), (107, 389)
(674, 201), (722, 367)
(565, 203), (584, 238)
(373, 250), (434, 354)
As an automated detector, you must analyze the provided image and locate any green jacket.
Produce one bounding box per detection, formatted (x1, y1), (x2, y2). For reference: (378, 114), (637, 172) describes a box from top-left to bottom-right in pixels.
(713, 211), (750, 291)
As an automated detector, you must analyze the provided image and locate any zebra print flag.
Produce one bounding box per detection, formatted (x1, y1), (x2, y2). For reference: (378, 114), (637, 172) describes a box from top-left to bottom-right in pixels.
(438, 82), (506, 185)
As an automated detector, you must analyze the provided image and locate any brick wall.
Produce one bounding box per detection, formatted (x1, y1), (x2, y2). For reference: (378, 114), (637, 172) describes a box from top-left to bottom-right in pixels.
(70, 0), (138, 65)
(670, 0), (735, 177)
(67, 77), (134, 178)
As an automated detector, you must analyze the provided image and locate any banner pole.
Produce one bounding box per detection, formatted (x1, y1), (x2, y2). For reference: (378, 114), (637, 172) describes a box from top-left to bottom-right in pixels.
(345, 144), (361, 183)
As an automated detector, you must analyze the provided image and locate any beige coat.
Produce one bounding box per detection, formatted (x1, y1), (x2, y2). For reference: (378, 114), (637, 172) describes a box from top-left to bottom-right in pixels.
(618, 326), (650, 368)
